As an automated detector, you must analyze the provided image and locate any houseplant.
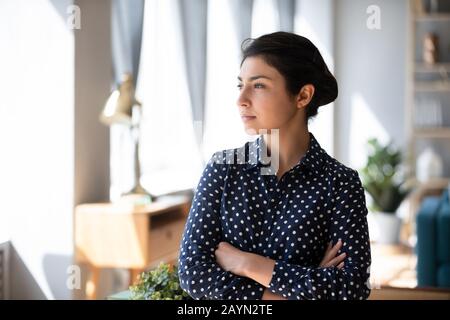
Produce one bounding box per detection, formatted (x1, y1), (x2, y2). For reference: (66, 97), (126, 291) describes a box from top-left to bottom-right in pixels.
(360, 138), (410, 244)
(129, 262), (191, 300)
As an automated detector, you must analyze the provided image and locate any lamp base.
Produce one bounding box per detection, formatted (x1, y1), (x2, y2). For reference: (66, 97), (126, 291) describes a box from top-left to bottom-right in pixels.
(121, 183), (153, 206)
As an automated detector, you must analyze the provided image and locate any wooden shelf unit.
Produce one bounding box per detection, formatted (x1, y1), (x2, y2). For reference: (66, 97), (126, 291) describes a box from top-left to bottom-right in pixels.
(407, 0), (450, 185)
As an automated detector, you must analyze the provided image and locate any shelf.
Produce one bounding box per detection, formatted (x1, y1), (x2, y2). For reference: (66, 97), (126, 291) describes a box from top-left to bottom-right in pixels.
(414, 13), (450, 21)
(408, 3), (450, 208)
(415, 62), (450, 73)
(414, 81), (450, 92)
(413, 127), (450, 138)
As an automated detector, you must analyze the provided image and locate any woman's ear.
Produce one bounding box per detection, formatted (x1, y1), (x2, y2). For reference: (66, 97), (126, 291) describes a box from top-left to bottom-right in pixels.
(296, 84), (315, 109)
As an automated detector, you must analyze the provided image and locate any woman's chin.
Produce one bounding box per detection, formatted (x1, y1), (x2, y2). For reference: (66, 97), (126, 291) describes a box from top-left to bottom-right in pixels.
(243, 124), (259, 135)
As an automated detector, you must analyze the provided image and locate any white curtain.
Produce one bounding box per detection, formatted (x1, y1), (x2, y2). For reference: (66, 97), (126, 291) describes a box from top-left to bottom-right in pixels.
(202, 0), (255, 161)
(109, 0), (145, 201)
(252, 0), (280, 37)
(136, 0), (203, 196)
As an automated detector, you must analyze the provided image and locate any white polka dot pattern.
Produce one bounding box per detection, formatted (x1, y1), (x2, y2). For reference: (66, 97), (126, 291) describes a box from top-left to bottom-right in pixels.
(178, 133), (371, 300)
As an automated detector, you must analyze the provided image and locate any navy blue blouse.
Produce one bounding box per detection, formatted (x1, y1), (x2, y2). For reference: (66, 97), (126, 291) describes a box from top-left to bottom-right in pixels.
(178, 133), (371, 300)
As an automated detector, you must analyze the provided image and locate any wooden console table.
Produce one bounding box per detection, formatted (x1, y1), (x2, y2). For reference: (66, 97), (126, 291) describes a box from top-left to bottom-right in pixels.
(74, 195), (191, 299)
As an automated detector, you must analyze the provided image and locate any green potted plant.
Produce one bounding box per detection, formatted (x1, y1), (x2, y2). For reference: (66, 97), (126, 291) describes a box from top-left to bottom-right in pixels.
(129, 262), (191, 300)
(360, 138), (410, 244)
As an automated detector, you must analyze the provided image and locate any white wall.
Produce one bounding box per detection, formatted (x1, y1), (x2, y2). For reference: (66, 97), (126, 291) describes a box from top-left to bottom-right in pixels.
(0, 0), (111, 299)
(334, 0), (407, 169)
(0, 0), (75, 299)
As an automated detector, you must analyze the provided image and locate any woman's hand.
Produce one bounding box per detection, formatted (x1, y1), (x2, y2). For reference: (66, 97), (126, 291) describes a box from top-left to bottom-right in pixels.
(319, 240), (346, 269)
(215, 243), (285, 300)
(262, 289), (286, 300)
(215, 241), (275, 287)
(214, 241), (249, 277)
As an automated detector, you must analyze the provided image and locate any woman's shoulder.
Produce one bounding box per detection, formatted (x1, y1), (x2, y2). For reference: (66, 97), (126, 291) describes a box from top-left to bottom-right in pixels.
(321, 153), (361, 184)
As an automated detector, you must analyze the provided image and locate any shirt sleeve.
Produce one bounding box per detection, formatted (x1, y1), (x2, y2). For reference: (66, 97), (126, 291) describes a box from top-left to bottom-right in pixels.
(178, 153), (265, 300)
(267, 170), (372, 300)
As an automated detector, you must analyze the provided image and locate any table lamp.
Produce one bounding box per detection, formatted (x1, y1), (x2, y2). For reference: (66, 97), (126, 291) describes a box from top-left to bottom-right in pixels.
(100, 73), (153, 204)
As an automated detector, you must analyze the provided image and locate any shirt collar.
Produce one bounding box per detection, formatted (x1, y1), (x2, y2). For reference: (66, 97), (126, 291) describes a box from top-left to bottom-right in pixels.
(243, 132), (326, 174)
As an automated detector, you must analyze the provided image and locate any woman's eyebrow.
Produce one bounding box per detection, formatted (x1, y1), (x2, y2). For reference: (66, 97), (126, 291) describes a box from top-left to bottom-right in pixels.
(237, 75), (272, 81)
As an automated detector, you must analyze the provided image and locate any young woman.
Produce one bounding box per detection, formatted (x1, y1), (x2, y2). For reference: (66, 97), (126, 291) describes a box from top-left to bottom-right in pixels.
(178, 32), (371, 300)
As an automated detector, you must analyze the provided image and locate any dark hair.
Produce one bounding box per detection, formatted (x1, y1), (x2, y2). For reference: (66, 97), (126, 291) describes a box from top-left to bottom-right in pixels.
(240, 32), (338, 121)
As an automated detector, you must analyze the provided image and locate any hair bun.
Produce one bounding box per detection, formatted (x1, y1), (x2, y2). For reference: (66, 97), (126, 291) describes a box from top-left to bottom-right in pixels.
(310, 48), (338, 107)
(315, 68), (338, 107)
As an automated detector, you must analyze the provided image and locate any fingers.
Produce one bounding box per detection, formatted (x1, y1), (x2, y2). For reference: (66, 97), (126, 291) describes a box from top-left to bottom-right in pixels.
(329, 240), (343, 258)
(322, 252), (346, 268)
(217, 241), (231, 250)
(323, 240), (343, 263)
(319, 240), (346, 268)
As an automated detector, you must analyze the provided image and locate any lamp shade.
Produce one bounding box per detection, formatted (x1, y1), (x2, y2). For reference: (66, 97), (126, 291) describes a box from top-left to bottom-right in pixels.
(100, 73), (141, 126)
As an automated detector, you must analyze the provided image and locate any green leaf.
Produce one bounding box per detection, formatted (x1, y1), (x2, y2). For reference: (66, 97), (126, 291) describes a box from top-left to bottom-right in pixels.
(360, 138), (411, 213)
(129, 262), (192, 300)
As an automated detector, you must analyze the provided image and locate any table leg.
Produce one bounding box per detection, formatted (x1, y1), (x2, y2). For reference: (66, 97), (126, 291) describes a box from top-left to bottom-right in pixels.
(86, 266), (100, 300)
(129, 268), (144, 286)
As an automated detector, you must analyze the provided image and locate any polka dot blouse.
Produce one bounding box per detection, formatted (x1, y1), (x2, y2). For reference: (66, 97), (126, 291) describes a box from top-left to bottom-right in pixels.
(178, 133), (371, 300)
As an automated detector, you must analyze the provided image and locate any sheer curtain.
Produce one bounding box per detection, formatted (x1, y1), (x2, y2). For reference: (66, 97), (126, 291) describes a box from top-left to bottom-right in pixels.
(110, 0), (145, 201)
(252, 0), (279, 37)
(202, 0), (254, 161)
(136, 0), (203, 196)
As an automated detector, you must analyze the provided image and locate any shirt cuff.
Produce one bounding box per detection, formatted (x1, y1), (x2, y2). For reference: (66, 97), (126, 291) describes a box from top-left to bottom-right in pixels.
(268, 261), (285, 296)
(225, 279), (265, 300)
(268, 260), (308, 298)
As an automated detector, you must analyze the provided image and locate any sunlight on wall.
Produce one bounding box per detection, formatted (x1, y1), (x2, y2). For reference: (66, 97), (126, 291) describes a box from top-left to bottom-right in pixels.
(0, 0), (74, 299)
(349, 92), (389, 170)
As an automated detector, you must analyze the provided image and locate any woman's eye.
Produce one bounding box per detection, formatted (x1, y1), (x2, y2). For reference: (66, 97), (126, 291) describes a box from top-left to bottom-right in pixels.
(237, 83), (265, 90)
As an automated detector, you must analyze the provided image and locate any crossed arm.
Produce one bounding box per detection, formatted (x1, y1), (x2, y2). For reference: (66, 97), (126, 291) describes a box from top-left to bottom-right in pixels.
(214, 240), (346, 300)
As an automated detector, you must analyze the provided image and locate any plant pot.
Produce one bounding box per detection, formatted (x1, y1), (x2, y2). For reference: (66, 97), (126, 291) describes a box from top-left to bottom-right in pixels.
(372, 211), (402, 244)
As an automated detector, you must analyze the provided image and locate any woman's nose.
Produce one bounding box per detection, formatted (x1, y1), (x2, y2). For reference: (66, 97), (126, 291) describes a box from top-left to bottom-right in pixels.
(236, 89), (250, 108)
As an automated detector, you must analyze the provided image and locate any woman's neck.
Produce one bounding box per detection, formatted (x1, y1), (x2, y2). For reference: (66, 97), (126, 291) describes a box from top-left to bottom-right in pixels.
(263, 124), (310, 178)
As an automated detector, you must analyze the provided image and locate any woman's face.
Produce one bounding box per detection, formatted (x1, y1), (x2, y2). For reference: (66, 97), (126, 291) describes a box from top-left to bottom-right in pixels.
(237, 56), (303, 134)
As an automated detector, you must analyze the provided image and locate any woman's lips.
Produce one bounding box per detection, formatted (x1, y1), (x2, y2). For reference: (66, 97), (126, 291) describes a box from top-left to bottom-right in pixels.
(241, 115), (256, 122)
